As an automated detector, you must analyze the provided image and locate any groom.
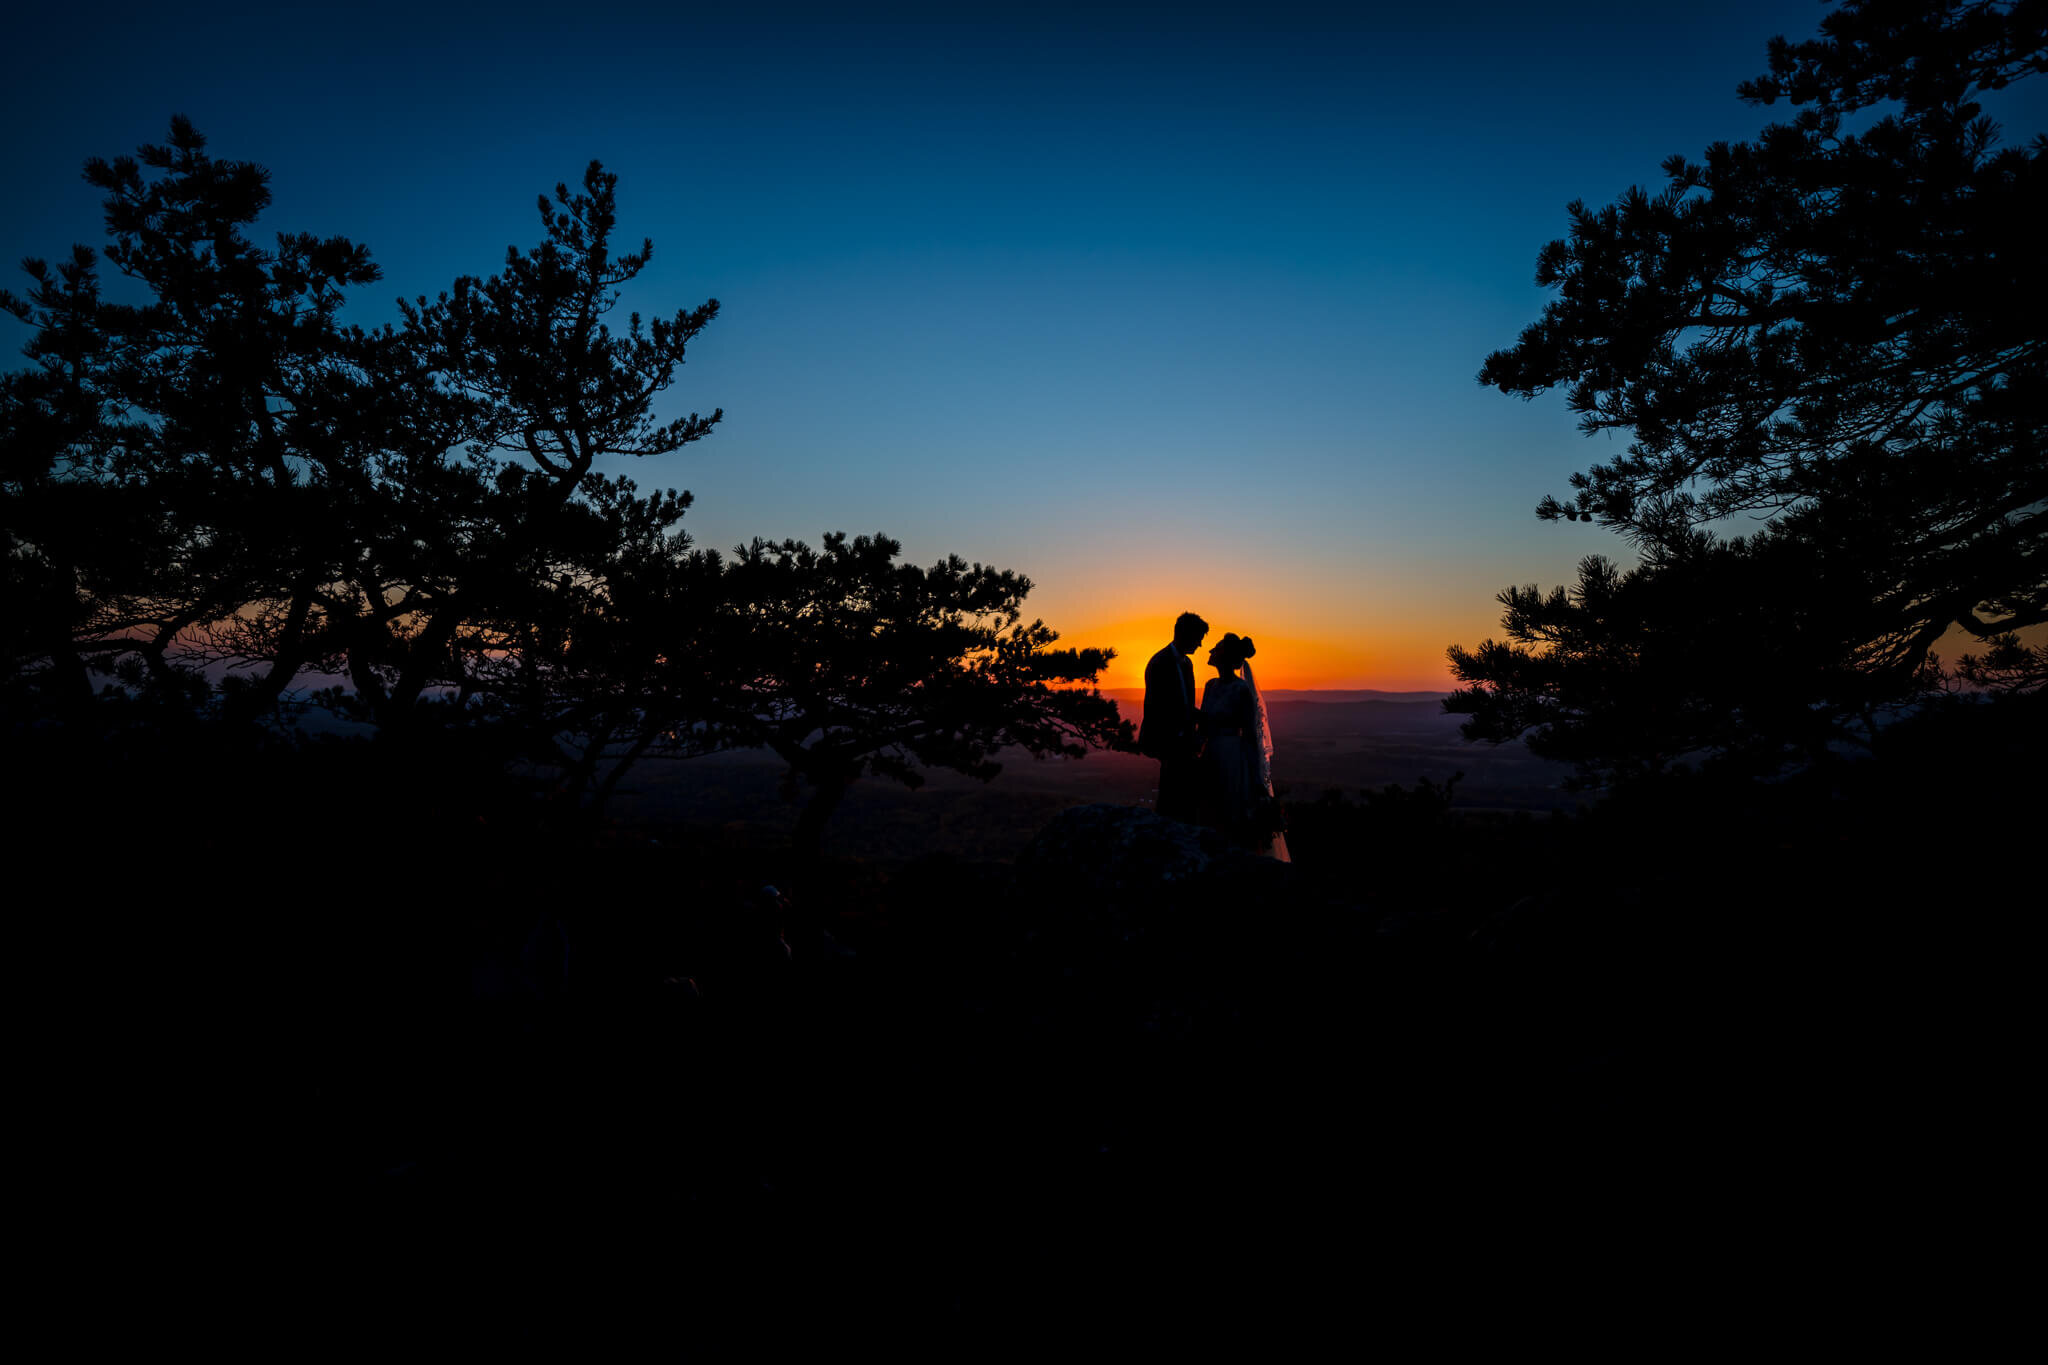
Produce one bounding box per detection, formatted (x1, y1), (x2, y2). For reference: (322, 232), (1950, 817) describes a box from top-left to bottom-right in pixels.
(1140, 611), (1208, 823)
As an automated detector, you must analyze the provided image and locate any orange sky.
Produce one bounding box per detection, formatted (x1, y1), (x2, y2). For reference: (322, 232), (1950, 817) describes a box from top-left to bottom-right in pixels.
(1013, 528), (1544, 693)
(1070, 612), (1468, 693)
(1050, 575), (2048, 693)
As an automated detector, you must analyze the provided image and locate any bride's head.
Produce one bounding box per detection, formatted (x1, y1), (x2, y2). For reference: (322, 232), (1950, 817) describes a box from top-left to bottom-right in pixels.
(1206, 633), (1255, 675)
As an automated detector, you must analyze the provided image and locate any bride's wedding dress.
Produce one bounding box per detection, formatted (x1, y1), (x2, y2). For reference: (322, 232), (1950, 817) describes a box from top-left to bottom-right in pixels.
(1199, 660), (1292, 863)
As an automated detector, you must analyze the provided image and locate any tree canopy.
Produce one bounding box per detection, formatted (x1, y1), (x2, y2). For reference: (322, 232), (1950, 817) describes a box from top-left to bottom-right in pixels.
(1, 119), (722, 769)
(1452, 0), (2047, 781)
(3, 119), (1128, 847)
(679, 532), (1131, 857)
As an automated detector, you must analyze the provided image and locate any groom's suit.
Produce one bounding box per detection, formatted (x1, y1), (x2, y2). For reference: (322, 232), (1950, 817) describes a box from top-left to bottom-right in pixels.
(1140, 642), (1201, 822)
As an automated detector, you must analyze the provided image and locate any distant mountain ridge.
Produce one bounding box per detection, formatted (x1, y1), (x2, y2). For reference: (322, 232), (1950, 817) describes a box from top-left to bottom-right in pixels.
(1101, 687), (1448, 707)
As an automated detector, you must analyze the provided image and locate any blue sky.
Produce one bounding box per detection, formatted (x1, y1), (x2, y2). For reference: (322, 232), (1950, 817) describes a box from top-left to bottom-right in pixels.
(9, 2), (2037, 686)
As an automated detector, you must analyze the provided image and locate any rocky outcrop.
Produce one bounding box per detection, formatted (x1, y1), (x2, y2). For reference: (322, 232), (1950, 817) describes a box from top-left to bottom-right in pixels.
(1013, 803), (1298, 940)
(1015, 803), (1220, 893)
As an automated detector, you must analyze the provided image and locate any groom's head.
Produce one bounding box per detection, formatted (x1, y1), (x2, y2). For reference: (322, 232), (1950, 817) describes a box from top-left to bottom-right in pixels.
(1173, 611), (1209, 652)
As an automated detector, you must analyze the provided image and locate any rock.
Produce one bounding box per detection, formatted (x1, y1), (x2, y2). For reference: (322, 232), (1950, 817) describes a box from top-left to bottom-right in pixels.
(1016, 804), (1222, 902)
(1015, 804), (1300, 940)
(1376, 907), (1462, 949)
(1472, 888), (1647, 964)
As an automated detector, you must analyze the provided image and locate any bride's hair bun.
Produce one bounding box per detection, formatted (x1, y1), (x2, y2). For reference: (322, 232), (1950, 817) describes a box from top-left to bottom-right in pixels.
(1240, 636), (1256, 659)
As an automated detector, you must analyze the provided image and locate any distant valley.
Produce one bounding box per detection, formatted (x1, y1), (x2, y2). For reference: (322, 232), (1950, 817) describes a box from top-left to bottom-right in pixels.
(610, 690), (1577, 861)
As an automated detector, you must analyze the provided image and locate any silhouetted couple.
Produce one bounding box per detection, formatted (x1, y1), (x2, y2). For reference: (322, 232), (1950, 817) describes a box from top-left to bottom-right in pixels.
(1139, 612), (1290, 861)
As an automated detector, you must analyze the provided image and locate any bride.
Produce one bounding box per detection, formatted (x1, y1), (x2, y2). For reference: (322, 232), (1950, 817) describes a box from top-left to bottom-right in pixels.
(1197, 633), (1291, 862)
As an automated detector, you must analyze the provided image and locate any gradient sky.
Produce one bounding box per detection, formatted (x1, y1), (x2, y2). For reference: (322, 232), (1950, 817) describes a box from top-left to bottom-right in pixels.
(9, 2), (2040, 689)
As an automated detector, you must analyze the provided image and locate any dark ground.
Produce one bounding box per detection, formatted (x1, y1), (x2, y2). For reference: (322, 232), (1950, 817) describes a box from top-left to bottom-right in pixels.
(605, 696), (1575, 860)
(17, 691), (2035, 1313)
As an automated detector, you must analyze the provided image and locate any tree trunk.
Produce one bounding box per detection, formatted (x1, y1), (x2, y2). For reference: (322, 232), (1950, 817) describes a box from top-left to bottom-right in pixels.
(45, 628), (94, 711)
(792, 777), (849, 863)
(244, 567), (323, 714)
(591, 722), (661, 814)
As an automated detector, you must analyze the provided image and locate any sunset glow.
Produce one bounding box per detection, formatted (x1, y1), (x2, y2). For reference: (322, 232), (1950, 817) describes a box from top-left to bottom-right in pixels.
(1073, 614), (1474, 694)
(8, 2), (1989, 702)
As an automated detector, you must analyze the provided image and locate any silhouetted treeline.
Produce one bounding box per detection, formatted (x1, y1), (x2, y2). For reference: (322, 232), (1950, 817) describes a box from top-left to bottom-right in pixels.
(2, 121), (1127, 856)
(1452, 0), (2046, 785)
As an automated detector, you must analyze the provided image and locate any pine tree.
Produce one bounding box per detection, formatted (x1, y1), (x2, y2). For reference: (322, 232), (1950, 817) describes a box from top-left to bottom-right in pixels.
(680, 532), (1131, 858)
(1453, 1), (2046, 780)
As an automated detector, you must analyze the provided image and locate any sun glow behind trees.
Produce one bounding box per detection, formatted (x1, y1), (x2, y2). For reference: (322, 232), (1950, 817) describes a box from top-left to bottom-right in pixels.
(11, 4), (2034, 700)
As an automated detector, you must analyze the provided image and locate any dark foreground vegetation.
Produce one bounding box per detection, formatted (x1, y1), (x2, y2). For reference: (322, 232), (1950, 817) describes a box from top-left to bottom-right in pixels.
(20, 684), (2037, 1306)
